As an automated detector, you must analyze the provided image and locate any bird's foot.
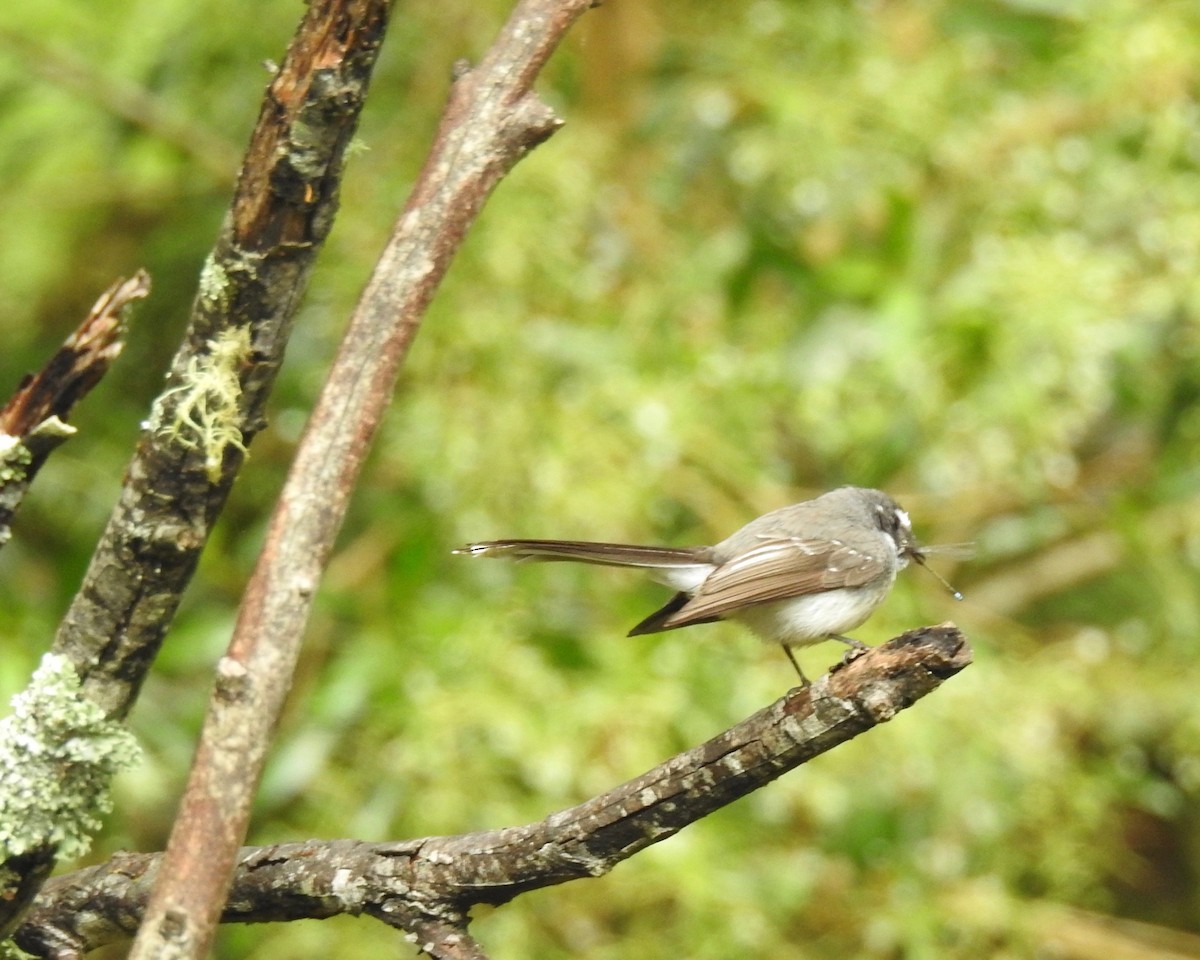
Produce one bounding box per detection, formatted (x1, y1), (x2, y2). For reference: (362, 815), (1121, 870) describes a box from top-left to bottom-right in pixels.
(830, 635), (871, 670)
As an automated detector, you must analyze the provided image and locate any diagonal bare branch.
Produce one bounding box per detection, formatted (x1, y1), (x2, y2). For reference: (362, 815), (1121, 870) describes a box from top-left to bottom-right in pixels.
(126, 2), (595, 958)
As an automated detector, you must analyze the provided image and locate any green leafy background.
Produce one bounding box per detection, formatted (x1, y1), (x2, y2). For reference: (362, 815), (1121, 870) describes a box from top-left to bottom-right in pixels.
(2, 0), (1200, 957)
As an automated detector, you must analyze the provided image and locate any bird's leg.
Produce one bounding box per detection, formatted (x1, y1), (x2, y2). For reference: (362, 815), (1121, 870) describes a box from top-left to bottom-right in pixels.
(781, 644), (809, 685)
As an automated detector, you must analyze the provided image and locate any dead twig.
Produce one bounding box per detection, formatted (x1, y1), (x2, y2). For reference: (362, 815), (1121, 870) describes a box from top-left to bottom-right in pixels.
(0, 271), (149, 548)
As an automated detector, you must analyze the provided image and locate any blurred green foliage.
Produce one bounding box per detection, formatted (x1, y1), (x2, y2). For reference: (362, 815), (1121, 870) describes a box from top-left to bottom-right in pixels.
(2, 0), (1200, 957)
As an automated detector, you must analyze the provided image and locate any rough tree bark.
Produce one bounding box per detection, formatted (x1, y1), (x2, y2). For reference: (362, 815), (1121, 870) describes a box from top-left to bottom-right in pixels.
(51, 0), (393, 722)
(13, 629), (972, 959)
(0, 0), (393, 940)
(0, 276), (148, 942)
(126, 1), (594, 957)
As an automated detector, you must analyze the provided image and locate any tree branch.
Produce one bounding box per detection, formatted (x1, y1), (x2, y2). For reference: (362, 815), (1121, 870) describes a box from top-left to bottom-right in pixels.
(0, 0), (393, 941)
(51, 0), (393, 724)
(13, 628), (971, 958)
(126, 2), (594, 958)
(0, 271), (149, 550)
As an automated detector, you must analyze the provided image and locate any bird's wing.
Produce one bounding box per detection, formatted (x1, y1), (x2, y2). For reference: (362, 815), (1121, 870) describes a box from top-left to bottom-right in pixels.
(664, 537), (888, 626)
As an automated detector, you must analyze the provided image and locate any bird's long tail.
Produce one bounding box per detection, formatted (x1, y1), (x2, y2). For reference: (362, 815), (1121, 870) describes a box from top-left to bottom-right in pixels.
(454, 539), (710, 569)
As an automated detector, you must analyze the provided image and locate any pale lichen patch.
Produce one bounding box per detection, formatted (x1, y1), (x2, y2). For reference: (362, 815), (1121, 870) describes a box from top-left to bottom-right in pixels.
(0, 434), (31, 483)
(0, 654), (141, 863)
(150, 326), (253, 482)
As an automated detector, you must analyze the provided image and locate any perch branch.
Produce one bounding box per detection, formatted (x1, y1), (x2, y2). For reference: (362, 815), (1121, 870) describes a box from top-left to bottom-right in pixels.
(126, 1), (594, 958)
(13, 628), (970, 958)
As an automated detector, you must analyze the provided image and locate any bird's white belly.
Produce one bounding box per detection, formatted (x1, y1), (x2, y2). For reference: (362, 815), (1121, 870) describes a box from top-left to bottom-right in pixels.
(728, 584), (891, 646)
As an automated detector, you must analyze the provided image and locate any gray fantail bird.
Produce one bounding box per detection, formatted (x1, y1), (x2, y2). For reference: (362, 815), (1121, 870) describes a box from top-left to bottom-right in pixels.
(455, 486), (962, 682)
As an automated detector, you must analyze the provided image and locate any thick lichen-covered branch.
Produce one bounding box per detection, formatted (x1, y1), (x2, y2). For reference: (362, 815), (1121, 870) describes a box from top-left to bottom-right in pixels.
(51, 0), (393, 722)
(0, 0), (395, 942)
(0, 656), (140, 941)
